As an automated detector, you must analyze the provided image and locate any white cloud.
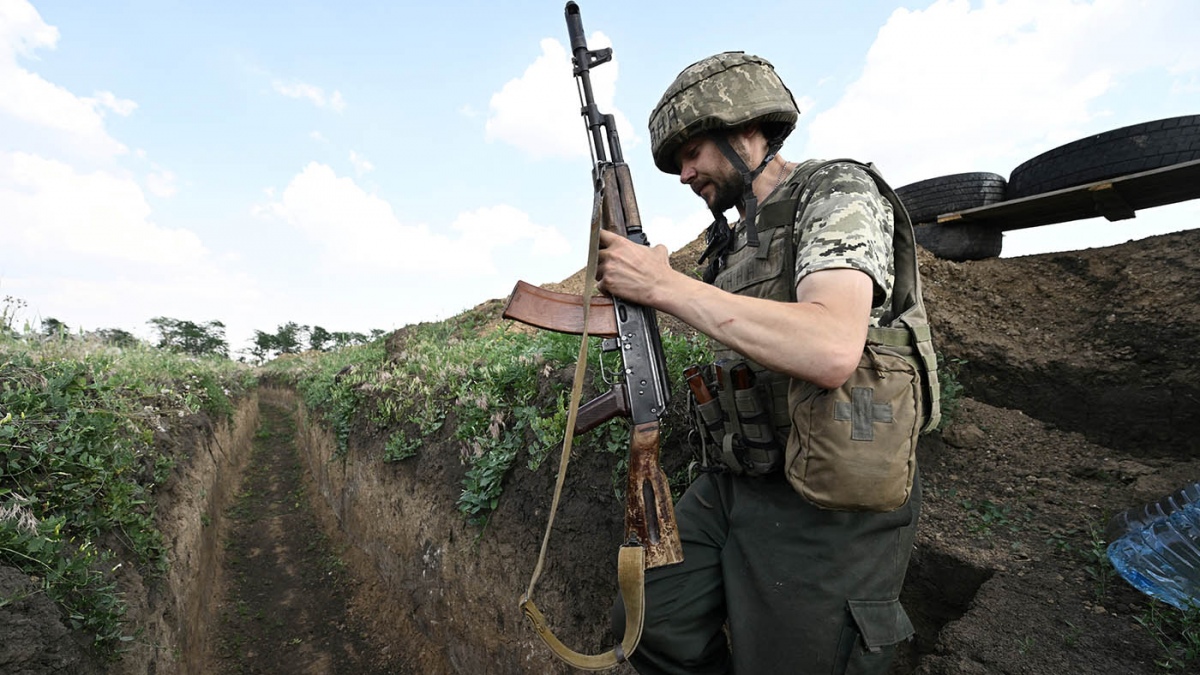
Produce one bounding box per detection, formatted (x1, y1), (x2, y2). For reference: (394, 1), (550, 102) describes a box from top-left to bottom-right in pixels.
(0, 0), (57, 60)
(348, 150), (374, 175)
(450, 204), (571, 271)
(1, 151), (205, 264)
(0, 1), (253, 345)
(485, 33), (637, 159)
(88, 90), (137, 116)
(271, 78), (346, 112)
(802, 0), (1200, 186)
(0, 1), (128, 160)
(257, 162), (570, 275)
(145, 165), (177, 197)
(11, 267), (266, 350)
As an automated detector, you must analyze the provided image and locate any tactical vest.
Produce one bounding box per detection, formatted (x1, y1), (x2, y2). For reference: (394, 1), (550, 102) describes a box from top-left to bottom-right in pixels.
(698, 159), (940, 484)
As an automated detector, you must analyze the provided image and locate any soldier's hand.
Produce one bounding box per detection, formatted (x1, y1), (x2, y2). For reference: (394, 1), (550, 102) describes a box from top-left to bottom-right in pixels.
(595, 229), (673, 305)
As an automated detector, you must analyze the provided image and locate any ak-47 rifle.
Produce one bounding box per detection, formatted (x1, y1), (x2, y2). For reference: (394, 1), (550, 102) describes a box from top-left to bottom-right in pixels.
(505, 2), (683, 669)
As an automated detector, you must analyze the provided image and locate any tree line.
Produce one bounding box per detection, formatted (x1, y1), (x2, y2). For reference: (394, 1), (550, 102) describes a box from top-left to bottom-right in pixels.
(25, 313), (386, 363)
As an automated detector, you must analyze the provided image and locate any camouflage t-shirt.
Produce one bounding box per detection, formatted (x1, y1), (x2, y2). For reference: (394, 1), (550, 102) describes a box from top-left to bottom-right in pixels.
(772, 160), (895, 327)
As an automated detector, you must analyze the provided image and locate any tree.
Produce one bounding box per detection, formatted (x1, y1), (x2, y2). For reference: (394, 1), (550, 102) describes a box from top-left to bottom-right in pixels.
(273, 322), (308, 355)
(41, 317), (69, 336)
(1, 295), (27, 334)
(95, 328), (140, 348)
(309, 325), (332, 352)
(249, 330), (278, 364)
(331, 331), (368, 349)
(147, 317), (228, 358)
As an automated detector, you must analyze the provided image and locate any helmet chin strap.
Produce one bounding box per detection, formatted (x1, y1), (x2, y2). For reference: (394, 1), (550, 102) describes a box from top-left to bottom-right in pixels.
(697, 135), (782, 283)
(712, 135), (782, 247)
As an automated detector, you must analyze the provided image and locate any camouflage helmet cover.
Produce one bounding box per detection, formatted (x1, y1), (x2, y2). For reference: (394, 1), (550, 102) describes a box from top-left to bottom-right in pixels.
(649, 52), (800, 174)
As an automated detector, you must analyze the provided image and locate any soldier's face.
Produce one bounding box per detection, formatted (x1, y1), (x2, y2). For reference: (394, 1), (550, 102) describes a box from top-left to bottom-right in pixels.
(677, 135), (742, 212)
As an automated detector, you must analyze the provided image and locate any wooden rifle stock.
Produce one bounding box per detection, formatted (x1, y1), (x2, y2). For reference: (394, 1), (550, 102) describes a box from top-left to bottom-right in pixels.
(626, 421), (682, 568)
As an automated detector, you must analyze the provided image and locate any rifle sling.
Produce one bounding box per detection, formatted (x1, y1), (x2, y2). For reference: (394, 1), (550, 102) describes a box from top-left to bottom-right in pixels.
(520, 183), (647, 668)
(520, 545), (645, 669)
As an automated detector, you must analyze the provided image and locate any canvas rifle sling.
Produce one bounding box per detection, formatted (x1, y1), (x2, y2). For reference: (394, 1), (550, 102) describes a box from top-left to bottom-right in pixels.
(519, 184), (646, 669)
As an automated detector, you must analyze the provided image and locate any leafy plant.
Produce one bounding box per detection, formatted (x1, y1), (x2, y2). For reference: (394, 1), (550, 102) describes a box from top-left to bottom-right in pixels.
(0, 329), (251, 658)
(383, 430), (421, 462)
(937, 355), (967, 430)
(265, 308), (711, 527)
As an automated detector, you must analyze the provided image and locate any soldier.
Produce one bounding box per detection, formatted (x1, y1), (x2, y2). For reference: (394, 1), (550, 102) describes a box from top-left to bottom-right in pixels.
(600, 52), (938, 674)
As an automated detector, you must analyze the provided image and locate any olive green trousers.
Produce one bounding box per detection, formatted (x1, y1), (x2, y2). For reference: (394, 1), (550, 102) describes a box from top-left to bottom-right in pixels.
(612, 470), (920, 674)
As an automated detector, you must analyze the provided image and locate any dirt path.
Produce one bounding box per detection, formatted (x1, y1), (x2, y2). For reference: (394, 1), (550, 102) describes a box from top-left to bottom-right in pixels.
(206, 399), (401, 675)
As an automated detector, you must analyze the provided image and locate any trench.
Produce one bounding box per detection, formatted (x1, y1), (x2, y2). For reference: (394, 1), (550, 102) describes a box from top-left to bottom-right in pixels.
(201, 395), (400, 674)
(895, 547), (995, 671)
(112, 387), (991, 674)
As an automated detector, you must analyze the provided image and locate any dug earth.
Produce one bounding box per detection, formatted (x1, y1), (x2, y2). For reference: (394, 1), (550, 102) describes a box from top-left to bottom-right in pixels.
(3, 227), (1199, 674)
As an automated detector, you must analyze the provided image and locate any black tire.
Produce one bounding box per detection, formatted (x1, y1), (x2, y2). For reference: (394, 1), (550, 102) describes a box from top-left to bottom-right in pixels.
(895, 172), (1007, 224)
(913, 222), (1002, 262)
(1007, 115), (1200, 199)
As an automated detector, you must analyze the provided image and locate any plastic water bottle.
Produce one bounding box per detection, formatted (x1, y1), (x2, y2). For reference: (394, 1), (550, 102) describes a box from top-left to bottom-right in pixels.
(1106, 482), (1200, 611)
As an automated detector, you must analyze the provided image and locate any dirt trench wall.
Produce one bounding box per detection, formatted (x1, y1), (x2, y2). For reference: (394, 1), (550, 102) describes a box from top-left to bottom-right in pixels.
(918, 229), (1200, 456)
(117, 393), (261, 675)
(277, 386), (627, 674)
(0, 394), (259, 675)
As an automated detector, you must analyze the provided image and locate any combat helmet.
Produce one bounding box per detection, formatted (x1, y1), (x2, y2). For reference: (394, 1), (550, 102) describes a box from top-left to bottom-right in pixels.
(650, 52), (800, 281)
(649, 52), (799, 175)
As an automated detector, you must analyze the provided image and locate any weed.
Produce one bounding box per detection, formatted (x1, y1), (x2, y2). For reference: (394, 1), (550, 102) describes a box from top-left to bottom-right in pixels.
(264, 317), (710, 526)
(937, 356), (967, 430)
(1135, 601), (1200, 671)
(383, 430), (421, 462)
(1062, 620), (1082, 648)
(1045, 528), (1077, 556)
(0, 328), (251, 658)
(961, 498), (1026, 538)
(1080, 522), (1115, 601)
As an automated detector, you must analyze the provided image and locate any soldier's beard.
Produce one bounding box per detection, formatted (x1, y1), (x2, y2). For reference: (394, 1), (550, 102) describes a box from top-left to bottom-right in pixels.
(706, 169), (745, 214)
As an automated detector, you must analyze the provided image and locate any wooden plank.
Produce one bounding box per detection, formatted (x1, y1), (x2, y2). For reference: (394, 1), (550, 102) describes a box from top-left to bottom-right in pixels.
(935, 159), (1200, 231)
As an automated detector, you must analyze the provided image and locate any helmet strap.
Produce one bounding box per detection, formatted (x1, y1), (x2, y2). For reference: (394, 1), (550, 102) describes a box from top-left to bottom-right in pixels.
(697, 132), (785, 283)
(712, 135), (781, 250)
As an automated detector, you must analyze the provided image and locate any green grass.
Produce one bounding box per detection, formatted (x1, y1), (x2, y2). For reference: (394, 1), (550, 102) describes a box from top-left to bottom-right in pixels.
(0, 330), (251, 658)
(1136, 602), (1200, 671)
(265, 313), (711, 525)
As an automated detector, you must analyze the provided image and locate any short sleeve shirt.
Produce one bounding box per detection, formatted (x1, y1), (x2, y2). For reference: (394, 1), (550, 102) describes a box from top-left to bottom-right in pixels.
(783, 161), (896, 327)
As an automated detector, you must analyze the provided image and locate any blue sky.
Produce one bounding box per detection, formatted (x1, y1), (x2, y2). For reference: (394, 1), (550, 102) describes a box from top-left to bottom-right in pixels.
(2, 0), (1198, 354)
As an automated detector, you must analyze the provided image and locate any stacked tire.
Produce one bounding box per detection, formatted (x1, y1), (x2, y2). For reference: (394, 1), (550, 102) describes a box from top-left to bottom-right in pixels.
(1007, 115), (1200, 198)
(896, 115), (1200, 262)
(895, 173), (1007, 261)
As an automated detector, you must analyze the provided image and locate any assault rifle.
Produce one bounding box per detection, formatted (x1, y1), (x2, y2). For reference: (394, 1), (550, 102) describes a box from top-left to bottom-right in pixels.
(507, 2), (682, 668)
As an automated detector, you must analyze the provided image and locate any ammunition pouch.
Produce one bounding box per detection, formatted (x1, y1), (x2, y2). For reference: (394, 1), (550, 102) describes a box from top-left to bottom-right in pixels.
(688, 359), (784, 476)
